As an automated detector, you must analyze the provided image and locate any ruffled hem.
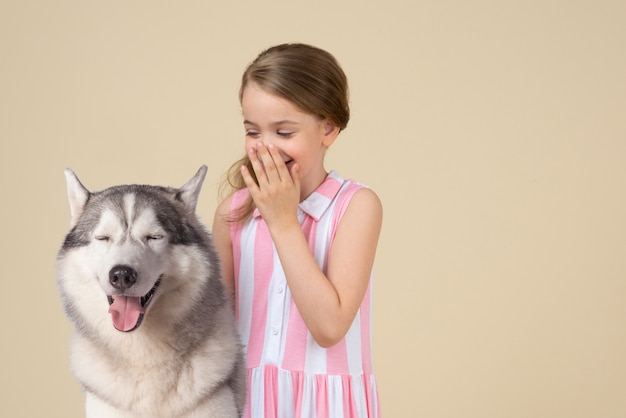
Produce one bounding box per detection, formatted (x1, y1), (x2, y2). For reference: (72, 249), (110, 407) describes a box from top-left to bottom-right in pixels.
(244, 364), (380, 418)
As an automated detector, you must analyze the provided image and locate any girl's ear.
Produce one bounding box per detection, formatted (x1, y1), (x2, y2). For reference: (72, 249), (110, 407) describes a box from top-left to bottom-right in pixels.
(322, 120), (340, 147)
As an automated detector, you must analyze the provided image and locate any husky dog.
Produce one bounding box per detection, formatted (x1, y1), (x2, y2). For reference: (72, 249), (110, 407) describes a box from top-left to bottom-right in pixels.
(57, 166), (245, 418)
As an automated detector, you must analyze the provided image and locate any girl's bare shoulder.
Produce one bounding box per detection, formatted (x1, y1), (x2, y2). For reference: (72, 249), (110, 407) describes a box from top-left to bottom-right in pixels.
(349, 186), (382, 215)
(215, 193), (235, 218)
(338, 185), (383, 232)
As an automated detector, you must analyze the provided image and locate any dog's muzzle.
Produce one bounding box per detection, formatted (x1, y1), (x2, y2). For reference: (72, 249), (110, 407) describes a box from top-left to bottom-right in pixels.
(106, 265), (162, 332)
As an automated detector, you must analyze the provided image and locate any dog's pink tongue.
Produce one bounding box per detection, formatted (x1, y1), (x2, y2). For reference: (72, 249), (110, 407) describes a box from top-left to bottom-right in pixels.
(108, 296), (143, 332)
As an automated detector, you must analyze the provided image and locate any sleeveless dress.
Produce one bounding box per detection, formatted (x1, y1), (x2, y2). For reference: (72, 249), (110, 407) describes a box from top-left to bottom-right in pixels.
(230, 170), (381, 418)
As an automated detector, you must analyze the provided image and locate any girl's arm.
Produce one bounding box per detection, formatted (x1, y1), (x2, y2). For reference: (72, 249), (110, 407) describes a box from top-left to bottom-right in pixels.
(212, 195), (236, 310)
(243, 143), (382, 348)
(271, 188), (382, 348)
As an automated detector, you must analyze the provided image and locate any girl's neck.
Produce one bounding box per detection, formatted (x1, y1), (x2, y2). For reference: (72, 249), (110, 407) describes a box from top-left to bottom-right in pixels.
(299, 169), (329, 202)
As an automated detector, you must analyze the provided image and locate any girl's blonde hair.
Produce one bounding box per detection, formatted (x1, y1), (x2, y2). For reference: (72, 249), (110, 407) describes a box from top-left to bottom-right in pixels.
(221, 43), (350, 223)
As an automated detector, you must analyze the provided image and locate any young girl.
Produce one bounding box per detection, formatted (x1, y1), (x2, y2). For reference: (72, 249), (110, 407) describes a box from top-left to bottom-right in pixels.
(212, 43), (382, 418)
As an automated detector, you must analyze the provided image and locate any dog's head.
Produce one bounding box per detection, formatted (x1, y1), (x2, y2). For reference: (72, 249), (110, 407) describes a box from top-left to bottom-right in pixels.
(58, 166), (209, 332)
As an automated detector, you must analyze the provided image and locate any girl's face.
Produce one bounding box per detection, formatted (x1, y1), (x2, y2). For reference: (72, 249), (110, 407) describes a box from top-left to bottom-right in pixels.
(241, 83), (338, 197)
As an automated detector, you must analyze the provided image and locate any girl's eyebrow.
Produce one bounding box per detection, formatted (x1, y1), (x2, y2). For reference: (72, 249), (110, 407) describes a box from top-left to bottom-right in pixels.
(243, 119), (299, 126)
(276, 120), (299, 126)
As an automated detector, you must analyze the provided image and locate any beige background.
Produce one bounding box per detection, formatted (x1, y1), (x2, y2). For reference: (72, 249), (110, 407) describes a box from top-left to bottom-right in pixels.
(1, 1), (625, 417)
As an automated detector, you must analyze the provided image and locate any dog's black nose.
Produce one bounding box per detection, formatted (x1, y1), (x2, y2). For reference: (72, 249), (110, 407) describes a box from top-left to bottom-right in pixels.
(109, 265), (138, 292)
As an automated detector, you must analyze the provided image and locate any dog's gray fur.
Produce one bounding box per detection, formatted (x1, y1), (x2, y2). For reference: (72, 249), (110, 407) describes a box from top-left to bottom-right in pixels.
(57, 166), (245, 417)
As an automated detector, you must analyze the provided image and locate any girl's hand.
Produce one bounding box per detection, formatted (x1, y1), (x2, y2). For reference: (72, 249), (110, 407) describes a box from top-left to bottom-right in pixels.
(241, 142), (301, 230)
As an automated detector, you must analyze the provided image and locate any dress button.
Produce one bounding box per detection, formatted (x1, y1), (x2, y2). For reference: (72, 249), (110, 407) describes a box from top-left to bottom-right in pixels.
(277, 286), (284, 293)
(272, 327), (279, 335)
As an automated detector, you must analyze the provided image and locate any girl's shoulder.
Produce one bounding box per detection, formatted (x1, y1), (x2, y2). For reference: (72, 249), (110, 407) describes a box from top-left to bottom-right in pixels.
(344, 185), (382, 217)
(215, 193), (233, 217)
(331, 178), (382, 230)
(215, 188), (256, 229)
(215, 189), (250, 216)
(338, 177), (381, 211)
(230, 188), (250, 206)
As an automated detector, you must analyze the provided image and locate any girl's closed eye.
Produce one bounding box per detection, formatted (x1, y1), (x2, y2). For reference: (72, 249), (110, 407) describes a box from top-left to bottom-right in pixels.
(277, 130), (294, 138)
(246, 129), (261, 138)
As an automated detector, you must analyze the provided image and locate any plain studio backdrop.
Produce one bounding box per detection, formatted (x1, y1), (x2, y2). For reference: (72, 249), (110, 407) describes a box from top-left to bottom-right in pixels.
(1, 1), (625, 417)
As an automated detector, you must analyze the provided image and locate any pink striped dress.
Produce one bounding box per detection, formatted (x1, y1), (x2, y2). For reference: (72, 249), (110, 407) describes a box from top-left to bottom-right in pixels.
(230, 170), (381, 418)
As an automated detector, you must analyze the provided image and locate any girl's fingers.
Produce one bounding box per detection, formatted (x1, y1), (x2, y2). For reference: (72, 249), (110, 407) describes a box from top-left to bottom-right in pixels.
(243, 143), (301, 223)
(241, 164), (259, 191)
(266, 144), (290, 182)
(256, 143), (281, 182)
(248, 145), (268, 185)
(290, 162), (300, 190)
(253, 143), (290, 184)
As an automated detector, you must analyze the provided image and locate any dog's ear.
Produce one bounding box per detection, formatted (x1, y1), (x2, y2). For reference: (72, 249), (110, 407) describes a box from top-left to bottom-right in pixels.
(64, 169), (90, 228)
(177, 165), (207, 214)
